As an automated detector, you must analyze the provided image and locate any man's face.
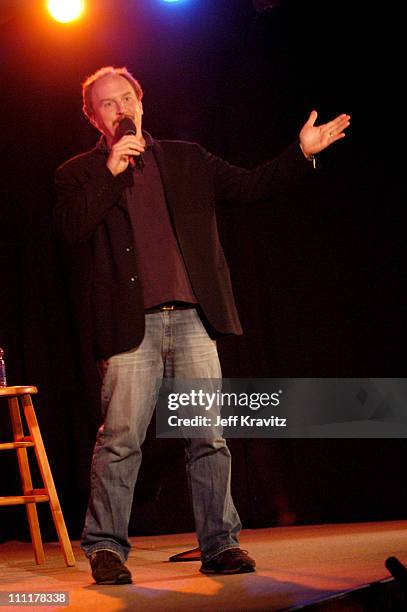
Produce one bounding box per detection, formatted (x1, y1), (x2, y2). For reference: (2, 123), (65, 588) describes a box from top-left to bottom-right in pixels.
(90, 74), (143, 144)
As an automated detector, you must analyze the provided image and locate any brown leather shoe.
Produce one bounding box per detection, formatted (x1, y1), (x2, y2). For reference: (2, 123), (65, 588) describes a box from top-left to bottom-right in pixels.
(200, 548), (256, 574)
(90, 550), (132, 584)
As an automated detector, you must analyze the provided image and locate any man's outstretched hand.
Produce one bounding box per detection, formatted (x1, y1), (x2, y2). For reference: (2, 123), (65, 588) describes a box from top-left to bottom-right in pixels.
(299, 110), (351, 159)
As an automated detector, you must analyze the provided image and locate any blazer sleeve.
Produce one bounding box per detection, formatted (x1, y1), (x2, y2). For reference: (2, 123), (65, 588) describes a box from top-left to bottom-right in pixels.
(204, 141), (315, 205)
(54, 154), (133, 244)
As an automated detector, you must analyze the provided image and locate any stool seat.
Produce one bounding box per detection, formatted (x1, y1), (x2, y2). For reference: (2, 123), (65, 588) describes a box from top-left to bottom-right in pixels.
(0, 385), (75, 566)
(0, 386), (38, 396)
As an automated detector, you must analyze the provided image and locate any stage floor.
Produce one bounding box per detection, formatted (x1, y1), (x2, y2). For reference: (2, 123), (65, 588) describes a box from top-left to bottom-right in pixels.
(1, 520), (407, 611)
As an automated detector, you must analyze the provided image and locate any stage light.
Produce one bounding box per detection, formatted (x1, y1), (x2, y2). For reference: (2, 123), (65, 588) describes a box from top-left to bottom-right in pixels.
(47, 0), (85, 24)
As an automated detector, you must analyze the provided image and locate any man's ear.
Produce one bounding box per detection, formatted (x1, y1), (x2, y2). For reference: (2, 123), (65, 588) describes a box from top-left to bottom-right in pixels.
(89, 114), (100, 130)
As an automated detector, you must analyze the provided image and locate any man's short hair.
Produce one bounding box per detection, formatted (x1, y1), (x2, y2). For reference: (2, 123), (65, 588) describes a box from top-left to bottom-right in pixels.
(82, 66), (143, 120)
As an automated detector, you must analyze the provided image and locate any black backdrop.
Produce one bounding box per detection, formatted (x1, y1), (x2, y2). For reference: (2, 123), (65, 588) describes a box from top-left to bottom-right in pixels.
(1, 0), (406, 544)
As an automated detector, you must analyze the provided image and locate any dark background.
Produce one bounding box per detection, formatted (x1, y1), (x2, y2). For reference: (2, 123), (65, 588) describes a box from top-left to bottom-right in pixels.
(1, 0), (406, 543)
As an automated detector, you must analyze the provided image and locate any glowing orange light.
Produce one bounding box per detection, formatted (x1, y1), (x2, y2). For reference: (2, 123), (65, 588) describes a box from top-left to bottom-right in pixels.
(47, 0), (85, 23)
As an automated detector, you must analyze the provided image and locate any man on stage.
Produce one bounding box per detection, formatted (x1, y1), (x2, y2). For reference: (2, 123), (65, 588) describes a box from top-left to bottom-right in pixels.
(54, 65), (350, 584)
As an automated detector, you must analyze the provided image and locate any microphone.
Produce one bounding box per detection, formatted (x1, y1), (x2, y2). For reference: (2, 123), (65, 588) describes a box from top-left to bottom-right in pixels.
(385, 556), (407, 592)
(116, 116), (137, 138)
(116, 117), (145, 170)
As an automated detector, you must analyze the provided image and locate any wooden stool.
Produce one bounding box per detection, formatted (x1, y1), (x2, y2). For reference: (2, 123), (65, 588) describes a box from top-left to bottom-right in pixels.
(0, 386), (75, 566)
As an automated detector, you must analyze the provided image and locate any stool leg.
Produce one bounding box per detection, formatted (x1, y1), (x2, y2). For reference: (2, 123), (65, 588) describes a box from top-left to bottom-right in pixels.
(21, 394), (76, 567)
(8, 397), (45, 565)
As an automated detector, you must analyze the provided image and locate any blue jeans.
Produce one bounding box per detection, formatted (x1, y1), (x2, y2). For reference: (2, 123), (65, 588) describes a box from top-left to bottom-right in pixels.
(81, 308), (241, 562)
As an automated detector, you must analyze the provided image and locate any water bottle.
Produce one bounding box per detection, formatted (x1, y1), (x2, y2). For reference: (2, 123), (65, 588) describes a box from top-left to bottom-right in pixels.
(0, 346), (7, 387)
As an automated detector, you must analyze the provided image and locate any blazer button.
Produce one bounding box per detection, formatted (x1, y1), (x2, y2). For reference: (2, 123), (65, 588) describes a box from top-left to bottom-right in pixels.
(130, 276), (138, 282)
(126, 246), (133, 252)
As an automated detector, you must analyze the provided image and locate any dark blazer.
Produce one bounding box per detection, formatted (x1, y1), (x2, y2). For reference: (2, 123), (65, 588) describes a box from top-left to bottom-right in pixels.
(54, 137), (313, 359)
